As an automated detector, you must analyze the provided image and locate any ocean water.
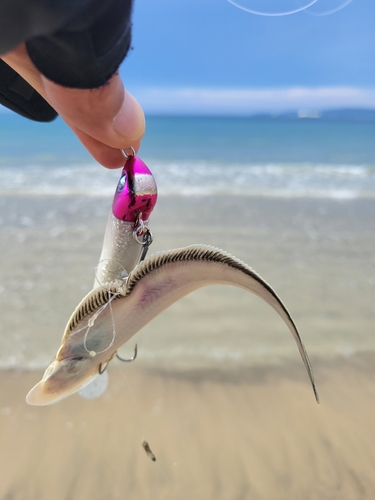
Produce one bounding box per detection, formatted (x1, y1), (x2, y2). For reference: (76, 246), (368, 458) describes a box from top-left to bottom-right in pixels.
(0, 113), (374, 371)
(1, 113), (375, 199)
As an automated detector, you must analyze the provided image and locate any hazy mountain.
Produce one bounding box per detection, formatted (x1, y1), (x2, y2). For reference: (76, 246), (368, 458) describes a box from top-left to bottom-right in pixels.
(252, 108), (375, 121)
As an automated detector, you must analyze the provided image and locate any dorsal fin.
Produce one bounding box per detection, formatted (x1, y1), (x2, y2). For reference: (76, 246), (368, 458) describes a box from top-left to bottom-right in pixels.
(65, 245), (268, 335)
(124, 245), (318, 402)
(65, 284), (122, 334)
(125, 244), (275, 296)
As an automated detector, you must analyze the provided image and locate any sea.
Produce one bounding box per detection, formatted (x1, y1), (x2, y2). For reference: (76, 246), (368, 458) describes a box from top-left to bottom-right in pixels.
(1, 114), (375, 199)
(0, 112), (374, 372)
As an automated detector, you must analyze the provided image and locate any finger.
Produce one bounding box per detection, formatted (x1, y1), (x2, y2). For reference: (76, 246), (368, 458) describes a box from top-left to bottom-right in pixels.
(2, 44), (145, 168)
(70, 126), (141, 168)
(42, 75), (145, 151)
(1, 44), (44, 92)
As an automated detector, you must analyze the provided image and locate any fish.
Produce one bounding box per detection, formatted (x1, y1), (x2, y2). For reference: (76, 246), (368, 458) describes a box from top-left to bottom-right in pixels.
(26, 245), (318, 405)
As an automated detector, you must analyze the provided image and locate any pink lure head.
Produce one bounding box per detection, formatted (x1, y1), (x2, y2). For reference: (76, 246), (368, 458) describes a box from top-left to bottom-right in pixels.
(112, 156), (158, 222)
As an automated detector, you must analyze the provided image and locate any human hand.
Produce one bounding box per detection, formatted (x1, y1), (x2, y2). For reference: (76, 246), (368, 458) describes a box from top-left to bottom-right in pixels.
(1, 44), (145, 169)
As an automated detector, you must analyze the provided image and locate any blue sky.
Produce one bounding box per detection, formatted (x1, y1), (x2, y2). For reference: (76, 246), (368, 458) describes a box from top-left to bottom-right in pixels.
(122, 0), (375, 113)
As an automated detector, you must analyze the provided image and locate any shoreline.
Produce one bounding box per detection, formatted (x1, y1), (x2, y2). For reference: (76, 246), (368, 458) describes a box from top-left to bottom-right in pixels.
(2, 347), (375, 381)
(1, 193), (375, 370)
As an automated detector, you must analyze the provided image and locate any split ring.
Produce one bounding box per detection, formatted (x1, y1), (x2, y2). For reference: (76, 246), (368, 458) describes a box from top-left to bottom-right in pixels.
(121, 147), (136, 160)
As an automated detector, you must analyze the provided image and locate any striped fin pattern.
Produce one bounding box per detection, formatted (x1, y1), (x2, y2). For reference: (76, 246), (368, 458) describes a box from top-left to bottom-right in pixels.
(126, 245), (275, 297)
(66, 245), (280, 334)
(66, 285), (122, 333)
(61, 244), (318, 402)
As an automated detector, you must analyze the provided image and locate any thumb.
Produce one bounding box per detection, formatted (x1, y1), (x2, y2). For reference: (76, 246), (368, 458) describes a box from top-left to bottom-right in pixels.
(2, 44), (145, 168)
(42, 74), (145, 168)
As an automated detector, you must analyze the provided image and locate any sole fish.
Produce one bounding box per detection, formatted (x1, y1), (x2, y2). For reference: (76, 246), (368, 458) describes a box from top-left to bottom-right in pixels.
(27, 245), (318, 405)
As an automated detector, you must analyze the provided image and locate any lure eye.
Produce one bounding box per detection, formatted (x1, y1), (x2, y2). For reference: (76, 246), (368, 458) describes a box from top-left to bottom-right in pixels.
(116, 174), (127, 193)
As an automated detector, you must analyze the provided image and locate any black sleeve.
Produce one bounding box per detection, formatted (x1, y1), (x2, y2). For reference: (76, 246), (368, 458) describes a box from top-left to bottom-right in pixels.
(0, 0), (134, 122)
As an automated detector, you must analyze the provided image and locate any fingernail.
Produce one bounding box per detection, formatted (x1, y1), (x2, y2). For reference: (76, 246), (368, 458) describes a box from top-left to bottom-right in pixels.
(113, 91), (145, 141)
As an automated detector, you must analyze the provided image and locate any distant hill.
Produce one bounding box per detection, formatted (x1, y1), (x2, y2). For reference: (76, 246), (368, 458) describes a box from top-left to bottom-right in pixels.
(320, 108), (375, 120)
(252, 108), (375, 121)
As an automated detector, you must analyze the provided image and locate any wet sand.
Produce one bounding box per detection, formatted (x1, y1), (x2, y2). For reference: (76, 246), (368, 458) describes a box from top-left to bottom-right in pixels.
(1, 356), (375, 499)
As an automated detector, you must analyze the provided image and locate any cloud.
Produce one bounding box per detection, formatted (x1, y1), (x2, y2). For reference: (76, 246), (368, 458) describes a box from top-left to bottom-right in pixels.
(134, 86), (375, 115)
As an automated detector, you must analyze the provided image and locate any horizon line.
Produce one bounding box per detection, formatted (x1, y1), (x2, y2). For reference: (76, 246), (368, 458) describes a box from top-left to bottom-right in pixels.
(129, 86), (375, 115)
(2, 85), (375, 116)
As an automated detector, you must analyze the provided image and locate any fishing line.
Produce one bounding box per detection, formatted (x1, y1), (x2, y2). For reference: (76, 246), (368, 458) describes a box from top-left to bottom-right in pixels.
(82, 292), (119, 356)
(303, 0), (353, 16)
(227, 0), (353, 16)
(227, 0), (318, 16)
(80, 259), (129, 357)
(70, 296), (114, 339)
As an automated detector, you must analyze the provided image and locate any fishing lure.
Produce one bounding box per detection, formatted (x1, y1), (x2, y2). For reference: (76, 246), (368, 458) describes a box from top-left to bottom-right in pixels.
(78, 150), (157, 399)
(95, 149), (157, 289)
(27, 244), (318, 405)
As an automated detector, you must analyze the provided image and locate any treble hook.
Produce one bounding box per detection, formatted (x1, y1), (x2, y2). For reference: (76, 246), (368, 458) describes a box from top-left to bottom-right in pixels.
(98, 352), (116, 375)
(99, 360), (110, 375)
(139, 229), (153, 263)
(97, 345), (137, 374)
(116, 343), (138, 362)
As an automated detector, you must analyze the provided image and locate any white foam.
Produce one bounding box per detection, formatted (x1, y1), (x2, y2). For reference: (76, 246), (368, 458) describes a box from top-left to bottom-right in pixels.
(0, 160), (374, 199)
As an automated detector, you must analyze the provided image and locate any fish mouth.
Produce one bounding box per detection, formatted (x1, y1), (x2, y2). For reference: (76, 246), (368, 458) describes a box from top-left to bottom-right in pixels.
(26, 358), (97, 406)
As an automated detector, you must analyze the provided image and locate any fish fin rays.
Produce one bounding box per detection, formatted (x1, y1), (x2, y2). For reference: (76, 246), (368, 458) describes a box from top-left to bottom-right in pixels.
(62, 244), (318, 402)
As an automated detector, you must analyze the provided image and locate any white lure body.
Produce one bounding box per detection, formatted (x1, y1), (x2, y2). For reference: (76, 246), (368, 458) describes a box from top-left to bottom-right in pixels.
(94, 213), (148, 288)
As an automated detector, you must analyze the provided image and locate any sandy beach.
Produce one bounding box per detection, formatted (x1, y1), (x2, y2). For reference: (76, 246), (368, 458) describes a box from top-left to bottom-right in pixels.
(1, 355), (375, 499)
(0, 194), (374, 498)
